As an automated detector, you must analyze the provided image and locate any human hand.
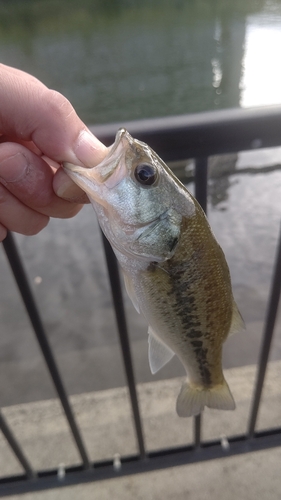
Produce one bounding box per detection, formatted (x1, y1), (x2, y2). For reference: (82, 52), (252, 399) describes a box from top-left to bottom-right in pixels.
(0, 64), (108, 242)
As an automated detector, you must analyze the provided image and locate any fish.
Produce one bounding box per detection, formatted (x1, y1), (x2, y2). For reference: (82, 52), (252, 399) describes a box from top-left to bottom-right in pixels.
(63, 128), (244, 417)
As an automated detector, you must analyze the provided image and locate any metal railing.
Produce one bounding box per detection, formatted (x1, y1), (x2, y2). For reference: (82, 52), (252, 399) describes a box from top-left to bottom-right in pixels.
(1, 106), (281, 495)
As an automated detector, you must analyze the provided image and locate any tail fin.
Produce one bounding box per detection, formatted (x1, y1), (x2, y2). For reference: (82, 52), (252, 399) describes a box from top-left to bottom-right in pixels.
(176, 379), (235, 417)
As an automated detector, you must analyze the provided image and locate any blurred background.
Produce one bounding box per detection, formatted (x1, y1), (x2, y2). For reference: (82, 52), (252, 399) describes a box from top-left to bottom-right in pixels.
(1, 0), (281, 407)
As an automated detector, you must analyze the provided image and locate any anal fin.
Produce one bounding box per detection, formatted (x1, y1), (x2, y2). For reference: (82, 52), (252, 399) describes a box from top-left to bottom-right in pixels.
(148, 327), (175, 374)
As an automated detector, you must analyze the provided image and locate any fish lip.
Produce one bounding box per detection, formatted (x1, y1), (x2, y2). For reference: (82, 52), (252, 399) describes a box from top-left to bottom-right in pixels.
(63, 128), (130, 187)
(62, 163), (104, 207)
(63, 162), (85, 173)
(63, 128), (128, 172)
(62, 162), (95, 191)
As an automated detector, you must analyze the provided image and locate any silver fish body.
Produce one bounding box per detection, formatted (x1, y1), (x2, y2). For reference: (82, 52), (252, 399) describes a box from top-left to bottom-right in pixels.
(64, 129), (244, 417)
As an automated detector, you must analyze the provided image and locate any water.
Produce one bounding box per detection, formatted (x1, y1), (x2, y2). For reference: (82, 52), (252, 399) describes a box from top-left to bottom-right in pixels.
(1, 0), (281, 405)
(1, 0), (281, 123)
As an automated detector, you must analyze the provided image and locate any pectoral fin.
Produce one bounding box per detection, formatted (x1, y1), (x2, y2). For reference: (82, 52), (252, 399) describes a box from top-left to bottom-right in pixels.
(148, 327), (175, 374)
(123, 272), (140, 314)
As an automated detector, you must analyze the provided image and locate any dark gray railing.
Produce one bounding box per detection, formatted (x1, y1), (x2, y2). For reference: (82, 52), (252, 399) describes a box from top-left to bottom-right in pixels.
(1, 106), (281, 496)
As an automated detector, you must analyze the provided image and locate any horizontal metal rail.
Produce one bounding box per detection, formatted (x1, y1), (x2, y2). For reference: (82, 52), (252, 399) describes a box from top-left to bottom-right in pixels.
(1, 106), (281, 494)
(0, 428), (280, 497)
(90, 105), (281, 159)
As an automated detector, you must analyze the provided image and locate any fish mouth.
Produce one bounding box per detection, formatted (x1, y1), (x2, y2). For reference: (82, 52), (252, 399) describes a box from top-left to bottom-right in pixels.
(63, 128), (131, 196)
(63, 162), (100, 200)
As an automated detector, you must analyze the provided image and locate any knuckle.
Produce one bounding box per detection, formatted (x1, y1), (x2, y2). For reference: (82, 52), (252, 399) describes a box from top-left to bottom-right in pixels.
(44, 89), (75, 121)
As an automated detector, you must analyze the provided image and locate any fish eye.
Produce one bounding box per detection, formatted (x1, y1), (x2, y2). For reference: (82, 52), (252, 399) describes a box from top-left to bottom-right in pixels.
(134, 163), (158, 186)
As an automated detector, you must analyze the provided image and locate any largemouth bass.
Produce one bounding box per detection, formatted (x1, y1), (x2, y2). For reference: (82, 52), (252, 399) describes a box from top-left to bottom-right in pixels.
(64, 129), (244, 417)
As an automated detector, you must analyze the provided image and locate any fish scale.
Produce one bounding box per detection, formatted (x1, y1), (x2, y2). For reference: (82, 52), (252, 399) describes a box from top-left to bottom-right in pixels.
(139, 211), (233, 388)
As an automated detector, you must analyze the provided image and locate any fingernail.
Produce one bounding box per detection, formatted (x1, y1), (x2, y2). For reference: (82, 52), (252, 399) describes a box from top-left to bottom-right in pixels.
(73, 130), (108, 168)
(0, 153), (28, 184)
(55, 176), (79, 198)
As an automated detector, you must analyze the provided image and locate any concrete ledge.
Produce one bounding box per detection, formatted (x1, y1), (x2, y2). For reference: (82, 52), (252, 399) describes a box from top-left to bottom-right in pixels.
(0, 361), (280, 496)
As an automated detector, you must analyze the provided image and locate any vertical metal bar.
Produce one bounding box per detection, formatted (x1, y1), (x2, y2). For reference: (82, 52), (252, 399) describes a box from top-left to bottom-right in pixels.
(193, 157), (208, 446)
(2, 232), (90, 469)
(101, 232), (146, 459)
(248, 223), (281, 437)
(195, 157), (208, 214)
(194, 414), (202, 448)
(0, 411), (35, 479)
